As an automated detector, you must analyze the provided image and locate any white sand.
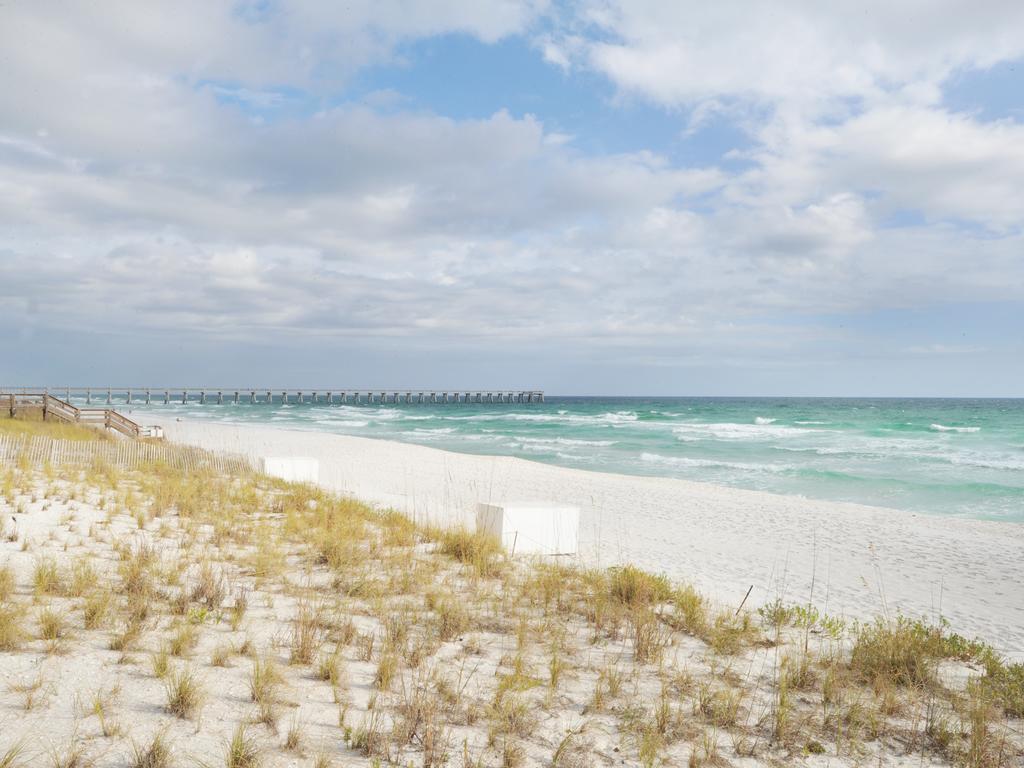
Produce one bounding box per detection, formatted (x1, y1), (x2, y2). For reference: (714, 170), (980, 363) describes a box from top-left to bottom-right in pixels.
(152, 416), (1024, 658)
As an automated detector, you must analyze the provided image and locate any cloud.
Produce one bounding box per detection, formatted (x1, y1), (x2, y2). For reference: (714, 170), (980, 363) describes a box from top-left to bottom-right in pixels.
(0, 0), (1022, 391)
(551, 2), (1024, 112)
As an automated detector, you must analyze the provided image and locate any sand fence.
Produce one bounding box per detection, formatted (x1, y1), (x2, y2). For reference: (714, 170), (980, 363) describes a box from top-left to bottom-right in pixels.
(0, 434), (254, 474)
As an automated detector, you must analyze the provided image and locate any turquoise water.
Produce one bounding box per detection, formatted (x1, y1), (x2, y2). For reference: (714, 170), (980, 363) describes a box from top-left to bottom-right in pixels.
(113, 396), (1024, 522)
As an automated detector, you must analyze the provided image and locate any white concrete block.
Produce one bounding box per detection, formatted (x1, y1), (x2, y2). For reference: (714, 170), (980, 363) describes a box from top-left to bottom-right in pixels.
(475, 501), (579, 556)
(260, 456), (319, 483)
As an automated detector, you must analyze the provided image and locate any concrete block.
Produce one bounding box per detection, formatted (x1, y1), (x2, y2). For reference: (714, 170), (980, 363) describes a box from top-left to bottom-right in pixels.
(260, 456), (319, 483)
(475, 501), (579, 556)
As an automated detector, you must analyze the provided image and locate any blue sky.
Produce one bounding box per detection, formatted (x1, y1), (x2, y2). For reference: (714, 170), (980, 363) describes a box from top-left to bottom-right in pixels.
(1, 2), (1023, 395)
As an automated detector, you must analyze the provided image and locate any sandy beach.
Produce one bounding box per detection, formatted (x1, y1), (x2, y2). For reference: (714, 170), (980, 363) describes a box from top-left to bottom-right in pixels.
(3, 414), (1023, 767)
(151, 416), (1024, 658)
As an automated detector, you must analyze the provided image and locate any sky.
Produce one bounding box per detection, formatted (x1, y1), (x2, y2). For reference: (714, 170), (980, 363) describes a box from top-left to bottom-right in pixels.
(1, 1), (1023, 396)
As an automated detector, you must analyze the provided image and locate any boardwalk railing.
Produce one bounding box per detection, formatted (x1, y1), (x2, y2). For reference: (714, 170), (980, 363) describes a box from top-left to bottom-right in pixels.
(0, 434), (254, 474)
(2, 392), (150, 439)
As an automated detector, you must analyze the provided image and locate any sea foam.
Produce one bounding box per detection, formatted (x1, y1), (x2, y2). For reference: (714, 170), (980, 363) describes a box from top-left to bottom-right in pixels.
(640, 452), (789, 472)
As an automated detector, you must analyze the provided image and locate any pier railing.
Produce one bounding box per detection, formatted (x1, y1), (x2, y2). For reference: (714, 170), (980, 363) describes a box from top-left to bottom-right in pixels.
(2, 387), (545, 406)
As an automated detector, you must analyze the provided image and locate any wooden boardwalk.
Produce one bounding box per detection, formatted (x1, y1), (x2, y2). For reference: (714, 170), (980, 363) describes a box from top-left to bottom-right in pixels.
(1, 392), (151, 439)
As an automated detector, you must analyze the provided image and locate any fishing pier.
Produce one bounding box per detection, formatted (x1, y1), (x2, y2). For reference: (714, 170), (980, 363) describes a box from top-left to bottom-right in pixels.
(5, 387), (545, 406)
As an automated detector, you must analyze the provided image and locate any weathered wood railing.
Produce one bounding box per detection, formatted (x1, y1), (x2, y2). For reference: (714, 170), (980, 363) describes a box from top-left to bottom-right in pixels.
(2, 392), (146, 439)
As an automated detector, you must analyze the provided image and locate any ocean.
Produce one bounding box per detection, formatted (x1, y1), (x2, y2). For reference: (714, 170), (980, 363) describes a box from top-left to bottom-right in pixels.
(116, 396), (1024, 522)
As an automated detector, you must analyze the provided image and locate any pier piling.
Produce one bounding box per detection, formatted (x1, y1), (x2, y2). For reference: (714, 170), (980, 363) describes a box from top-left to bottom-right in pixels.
(20, 387), (543, 409)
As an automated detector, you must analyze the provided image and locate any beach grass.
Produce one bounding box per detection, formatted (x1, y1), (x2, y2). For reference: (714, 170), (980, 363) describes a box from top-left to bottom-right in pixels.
(0, 418), (1021, 766)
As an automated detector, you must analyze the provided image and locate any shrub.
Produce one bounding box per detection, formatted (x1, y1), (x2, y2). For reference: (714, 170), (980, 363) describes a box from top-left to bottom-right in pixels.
(850, 618), (937, 687)
(608, 566), (672, 607)
(706, 611), (756, 655)
(983, 660), (1024, 718)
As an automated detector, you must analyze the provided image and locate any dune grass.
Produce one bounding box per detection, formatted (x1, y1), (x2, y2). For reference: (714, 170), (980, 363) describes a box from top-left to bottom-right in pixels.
(0, 417), (1021, 767)
(164, 667), (204, 719)
(127, 731), (172, 768)
(0, 412), (109, 442)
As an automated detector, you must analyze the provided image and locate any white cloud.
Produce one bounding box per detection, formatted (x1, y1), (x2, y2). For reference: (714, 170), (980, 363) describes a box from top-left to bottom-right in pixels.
(553, 2), (1024, 112)
(0, 0), (1022, 389)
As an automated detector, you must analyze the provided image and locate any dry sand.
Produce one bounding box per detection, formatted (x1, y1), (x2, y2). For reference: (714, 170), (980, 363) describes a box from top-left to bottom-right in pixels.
(151, 417), (1024, 659)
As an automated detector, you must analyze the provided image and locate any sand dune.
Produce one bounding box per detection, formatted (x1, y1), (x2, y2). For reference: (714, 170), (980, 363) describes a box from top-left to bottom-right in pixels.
(151, 417), (1024, 658)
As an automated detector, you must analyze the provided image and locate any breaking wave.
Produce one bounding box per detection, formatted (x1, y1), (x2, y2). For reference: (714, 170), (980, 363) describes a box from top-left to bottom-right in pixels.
(640, 452), (789, 473)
